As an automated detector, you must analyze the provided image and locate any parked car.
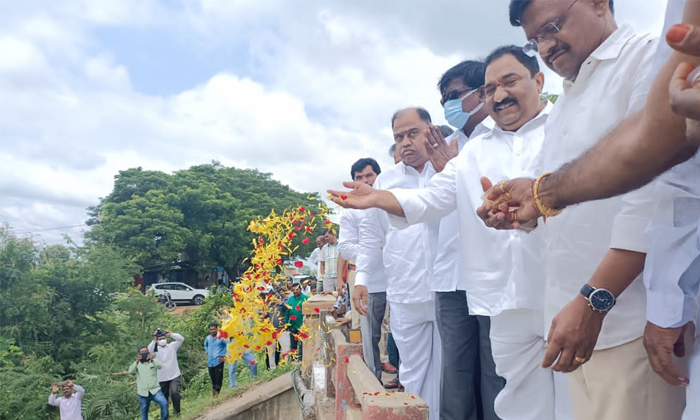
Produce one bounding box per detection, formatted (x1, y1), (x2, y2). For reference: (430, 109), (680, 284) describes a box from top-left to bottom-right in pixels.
(149, 282), (210, 305)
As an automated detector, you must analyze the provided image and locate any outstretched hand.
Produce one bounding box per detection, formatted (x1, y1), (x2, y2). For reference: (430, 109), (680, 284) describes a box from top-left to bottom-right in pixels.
(327, 182), (376, 209)
(476, 177), (539, 230)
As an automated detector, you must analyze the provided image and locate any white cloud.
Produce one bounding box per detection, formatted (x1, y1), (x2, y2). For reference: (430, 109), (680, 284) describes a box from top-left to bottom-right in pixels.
(0, 0), (670, 244)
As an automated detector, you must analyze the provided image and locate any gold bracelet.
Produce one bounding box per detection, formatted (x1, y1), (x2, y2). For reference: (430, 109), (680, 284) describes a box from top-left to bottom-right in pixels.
(532, 173), (564, 218)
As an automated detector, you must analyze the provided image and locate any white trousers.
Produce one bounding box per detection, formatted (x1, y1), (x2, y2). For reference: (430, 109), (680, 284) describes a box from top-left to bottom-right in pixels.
(390, 300), (442, 420)
(490, 309), (573, 420)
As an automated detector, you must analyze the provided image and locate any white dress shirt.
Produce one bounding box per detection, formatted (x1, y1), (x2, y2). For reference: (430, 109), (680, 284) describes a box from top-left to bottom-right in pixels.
(147, 333), (184, 381)
(48, 385), (85, 420)
(432, 117), (495, 292)
(340, 208), (388, 293)
(308, 247), (322, 278)
(541, 25), (658, 350)
(356, 161), (435, 303)
(391, 104), (552, 315)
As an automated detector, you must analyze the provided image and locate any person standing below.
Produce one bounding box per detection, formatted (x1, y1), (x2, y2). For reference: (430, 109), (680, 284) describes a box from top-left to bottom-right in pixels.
(129, 348), (169, 420)
(286, 283), (309, 359)
(319, 229), (339, 292)
(309, 236), (326, 292)
(147, 330), (184, 417)
(434, 59), (501, 420)
(355, 107), (442, 420)
(204, 322), (227, 398)
(48, 380), (85, 420)
(338, 158), (390, 381)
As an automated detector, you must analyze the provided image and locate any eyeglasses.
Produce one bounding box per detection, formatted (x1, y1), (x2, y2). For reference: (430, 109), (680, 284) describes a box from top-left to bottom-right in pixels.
(522, 0), (579, 57)
(440, 87), (478, 106)
(393, 127), (421, 143)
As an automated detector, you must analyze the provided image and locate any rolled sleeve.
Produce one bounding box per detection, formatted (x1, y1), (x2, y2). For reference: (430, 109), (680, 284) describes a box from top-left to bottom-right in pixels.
(610, 183), (656, 252)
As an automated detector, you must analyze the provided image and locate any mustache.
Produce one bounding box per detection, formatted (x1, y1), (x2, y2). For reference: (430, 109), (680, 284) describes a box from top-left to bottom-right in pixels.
(545, 44), (567, 65)
(493, 97), (518, 111)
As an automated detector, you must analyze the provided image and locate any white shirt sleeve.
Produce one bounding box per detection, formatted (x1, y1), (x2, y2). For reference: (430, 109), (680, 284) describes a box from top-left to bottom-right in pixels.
(389, 157), (459, 228)
(355, 208), (388, 287)
(171, 333), (185, 350)
(48, 393), (59, 406)
(338, 210), (360, 260)
(73, 384), (85, 400)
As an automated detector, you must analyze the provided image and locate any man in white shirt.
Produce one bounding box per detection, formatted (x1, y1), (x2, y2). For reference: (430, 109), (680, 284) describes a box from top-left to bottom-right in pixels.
(320, 230), (339, 292)
(354, 107), (442, 420)
(48, 380), (84, 420)
(329, 45), (570, 420)
(433, 59), (502, 420)
(308, 236), (326, 292)
(147, 329), (184, 416)
(474, 1), (685, 419)
(338, 157), (390, 380)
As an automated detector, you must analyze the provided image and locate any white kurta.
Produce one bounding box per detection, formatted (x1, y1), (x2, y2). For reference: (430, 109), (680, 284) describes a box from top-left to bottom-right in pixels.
(356, 161), (441, 420)
(541, 24), (658, 350)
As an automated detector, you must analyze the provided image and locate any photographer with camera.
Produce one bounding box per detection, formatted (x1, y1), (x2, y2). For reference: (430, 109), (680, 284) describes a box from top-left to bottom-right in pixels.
(147, 329), (184, 416)
(48, 379), (84, 420)
(128, 347), (169, 420)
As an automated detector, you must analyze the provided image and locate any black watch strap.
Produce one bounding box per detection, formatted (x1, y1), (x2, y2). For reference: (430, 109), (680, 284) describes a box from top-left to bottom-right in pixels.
(580, 283), (595, 299)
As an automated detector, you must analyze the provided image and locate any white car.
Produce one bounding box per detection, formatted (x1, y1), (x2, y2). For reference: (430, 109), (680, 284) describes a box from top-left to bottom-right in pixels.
(149, 282), (210, 305)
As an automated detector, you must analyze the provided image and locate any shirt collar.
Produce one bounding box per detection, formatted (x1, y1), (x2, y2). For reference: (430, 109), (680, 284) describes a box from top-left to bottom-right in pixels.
(483, 100), (553, 138)
(400, 159), (434, 176)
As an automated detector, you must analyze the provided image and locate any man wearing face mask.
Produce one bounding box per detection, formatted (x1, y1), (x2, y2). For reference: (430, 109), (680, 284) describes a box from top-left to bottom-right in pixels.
(129, 348), (168, 420)
(439, 60), (493, 153)
(428, 60), (503, 420)
(147, 329), (184, 416)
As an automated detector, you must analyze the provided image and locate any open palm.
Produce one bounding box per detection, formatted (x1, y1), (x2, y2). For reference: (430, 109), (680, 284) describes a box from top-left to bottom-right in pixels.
(327, 182), (376, 209)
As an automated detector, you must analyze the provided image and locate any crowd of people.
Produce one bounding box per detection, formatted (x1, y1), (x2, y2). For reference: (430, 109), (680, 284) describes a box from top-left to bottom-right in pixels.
(326, 1), (700, 420)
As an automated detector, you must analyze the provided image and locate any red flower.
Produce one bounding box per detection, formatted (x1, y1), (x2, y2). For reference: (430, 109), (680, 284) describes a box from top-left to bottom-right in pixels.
(299, 217), (305, 222)
(250, 361), (256, 366)
(266, 341), (273, 346)
(290, 349), (297, 354)
(302, 237), (310, 245)
(293, 219), (299, 225)
(294, 261), (304, 268)
(259, 237), (264, 244)
(299, 207), (305, 213)
(243, 344), (250, 349)
(276, 258), (283, 265)
(314, 308), (320, 314)
(288, 232), (296, 240)
(343, 357), (349, 363)
(290, 315), (297, 321)
(218, 331), (228, 339)
(325, 220), (331, 225)
(293, 226), (301, 231)
(340, 195), (348, 201)
(295, 305), (301, 311)
(281, 353), (288, 358)
(272, 332), (278, 340)
(305, 227), (312, 233)
(299, 332), (309, 339)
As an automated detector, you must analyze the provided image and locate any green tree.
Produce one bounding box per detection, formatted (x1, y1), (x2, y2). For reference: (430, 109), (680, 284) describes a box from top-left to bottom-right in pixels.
(88, 162), (327, 279)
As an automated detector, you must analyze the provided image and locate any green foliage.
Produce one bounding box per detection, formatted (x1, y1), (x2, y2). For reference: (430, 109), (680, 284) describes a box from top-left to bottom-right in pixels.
(541, 92), (559, 103)
(87, 162), (326, 277)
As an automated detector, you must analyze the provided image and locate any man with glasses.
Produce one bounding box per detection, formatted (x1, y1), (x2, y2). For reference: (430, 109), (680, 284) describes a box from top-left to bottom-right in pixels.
(328, 44), (567, 420)
(354, 107), (442, 419)
(476, 1), (684, 419)
(431, 60), (501, 420)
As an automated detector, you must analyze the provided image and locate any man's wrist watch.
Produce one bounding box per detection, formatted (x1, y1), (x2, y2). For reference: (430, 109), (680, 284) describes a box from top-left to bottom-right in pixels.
(580, 284), (616, 312)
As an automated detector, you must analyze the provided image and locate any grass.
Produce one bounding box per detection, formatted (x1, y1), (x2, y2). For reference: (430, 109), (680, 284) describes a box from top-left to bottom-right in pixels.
(149, 362), (297, 420)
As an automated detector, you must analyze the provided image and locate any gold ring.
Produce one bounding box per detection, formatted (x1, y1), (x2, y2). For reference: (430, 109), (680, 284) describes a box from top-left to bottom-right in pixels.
(574, 356), (586, 364)
(432, 143), (439, 148)
(510, 212), (519, 223)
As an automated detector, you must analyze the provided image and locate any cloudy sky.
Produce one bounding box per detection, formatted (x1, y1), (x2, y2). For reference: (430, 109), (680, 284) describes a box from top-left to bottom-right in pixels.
(0, 0), (670, 244)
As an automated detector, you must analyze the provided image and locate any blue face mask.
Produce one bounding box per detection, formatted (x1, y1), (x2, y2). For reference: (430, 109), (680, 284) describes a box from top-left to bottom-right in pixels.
(444, 89), (484, 129)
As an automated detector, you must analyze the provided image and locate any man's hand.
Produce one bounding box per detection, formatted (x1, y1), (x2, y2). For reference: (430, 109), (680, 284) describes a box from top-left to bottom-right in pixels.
(64, 380), (73, 388)
(476, 177), (539, 230)
(166, 331), (172, 336)
(352, 285), (369, 316)
(643, 321), (690, 386)
(336, 317), (352, 326)
(218, 356), (225, 363)
(424, 125), (458, 173)
(542, 296), (605, 373)
(328, 182), (376, 209)
(52, 383), (59, 394)
(147, 353), (153, 361)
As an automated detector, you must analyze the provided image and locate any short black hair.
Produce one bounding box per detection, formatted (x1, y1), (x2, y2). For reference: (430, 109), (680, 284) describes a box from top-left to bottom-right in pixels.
(437, 60), (486, 95)
(351, 158), (381, 180)
(438, 125), (454, 138)
(323, 228), (335, 235)
(485, 45), (540, 77)
(208, 322), (218, 329)
(509, 0), (614, 27)
(291, 283), (301, 290)
(391, 107), (431, 129)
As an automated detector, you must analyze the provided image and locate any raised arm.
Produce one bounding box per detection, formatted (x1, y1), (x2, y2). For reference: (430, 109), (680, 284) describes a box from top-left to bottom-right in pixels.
(170, 332), (185, 350)
(73, 384), (85, 399)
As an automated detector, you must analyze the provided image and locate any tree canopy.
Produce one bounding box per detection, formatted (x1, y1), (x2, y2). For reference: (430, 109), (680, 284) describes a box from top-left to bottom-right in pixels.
(87, 162), (326, 278)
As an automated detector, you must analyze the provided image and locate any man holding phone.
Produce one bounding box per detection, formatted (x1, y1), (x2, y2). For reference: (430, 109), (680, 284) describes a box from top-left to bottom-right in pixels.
(128, 348), (169, 420)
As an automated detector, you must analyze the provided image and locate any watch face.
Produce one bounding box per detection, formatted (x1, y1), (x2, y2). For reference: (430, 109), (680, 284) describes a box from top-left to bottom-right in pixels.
(589, 289), (615, 311)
